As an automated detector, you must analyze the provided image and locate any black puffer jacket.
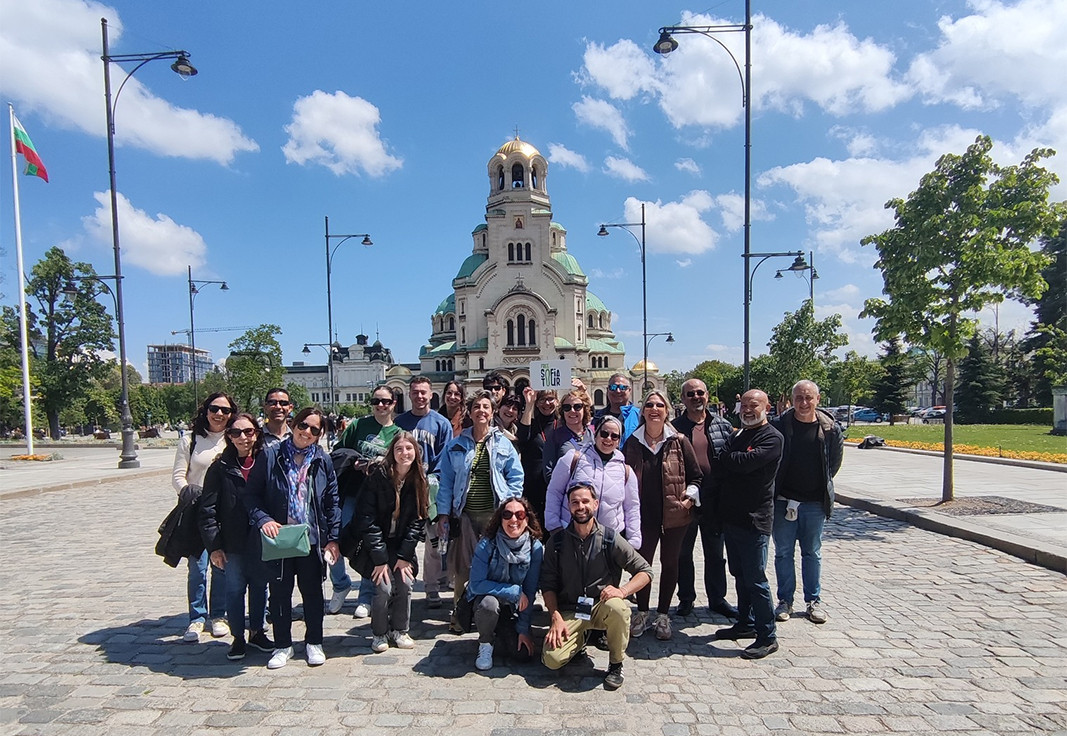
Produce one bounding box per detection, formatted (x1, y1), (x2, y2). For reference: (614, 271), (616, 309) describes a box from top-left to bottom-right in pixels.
(199, 449), (258, 554)
(341, 464), (426, 578)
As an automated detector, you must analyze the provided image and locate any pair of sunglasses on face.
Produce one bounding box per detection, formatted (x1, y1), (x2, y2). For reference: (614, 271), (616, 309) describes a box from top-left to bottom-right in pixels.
(208, 404), (233, 416)
(296, 420), (322, 437)
(501, 508), (526, 521)
(370, 397), (394, 407)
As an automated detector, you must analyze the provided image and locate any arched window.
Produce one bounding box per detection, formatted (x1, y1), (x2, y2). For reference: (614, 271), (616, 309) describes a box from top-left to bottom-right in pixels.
(506, 319), (515, 346)
(587, 314), (594, 328)
(447, 359), (453, 371)
(528, 319), (536, 345)
(435, 360), (440, 371)
(479, 357), (485, 370)
(497, 165), (505, 190)
(448, 316), (455, 331)
(577, 325), (582, 342)
(508, 242), (514, 262)
(531, 165), (539, 190)
(511, 163), (525, 188)
(594, 389), (604, 405)
(524, 243), (531, 261)
(517, 314), (526, 345)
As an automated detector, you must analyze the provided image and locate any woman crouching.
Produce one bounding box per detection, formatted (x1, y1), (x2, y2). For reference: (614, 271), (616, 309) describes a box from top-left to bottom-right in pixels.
(466, 496), (544, 671)
(346, 431), (428, 653)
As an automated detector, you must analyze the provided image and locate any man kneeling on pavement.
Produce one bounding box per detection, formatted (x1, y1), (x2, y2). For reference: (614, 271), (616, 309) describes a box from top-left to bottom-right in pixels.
(540, 481), (653, 690)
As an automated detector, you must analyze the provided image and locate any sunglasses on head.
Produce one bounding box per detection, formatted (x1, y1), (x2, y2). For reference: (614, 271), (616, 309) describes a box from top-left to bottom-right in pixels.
(296, 420), (323, 437)
(644, 401), (667, 409)
(608, 384), (630, 392)
(686, 390), (707, 398)
(265, 398), (291, 407)
(598, 430), (621, 441)
(227, 427), (258, 438)
(369, 397), (394, 406)
(208, 405), (233, 415)
(561, 403), (583, 412)
(501, 508), (527, 521)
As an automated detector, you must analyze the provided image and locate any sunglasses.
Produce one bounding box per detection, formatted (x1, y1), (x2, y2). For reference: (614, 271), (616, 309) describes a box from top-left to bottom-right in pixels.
(561, 403), (583, 412)
(227, 427), (258, 438)
(265, 399), (291, 407)
(644, 401), (667, 409)
(501, 508), (527, 521)
(296, 420), (323, 437)
(598, 430), (621, 441)
(208, 405), (233, 415)
(369, 397), (394, 406)
(608, 384), (630, 392)
(686, 390), (707, 398)
(485, 385), (503, 392)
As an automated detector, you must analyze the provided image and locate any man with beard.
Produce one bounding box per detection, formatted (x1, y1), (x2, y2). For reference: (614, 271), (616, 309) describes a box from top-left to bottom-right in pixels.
(672, 378), (738, 620)
(541, 482), (653, 690)
(713, 389), (783, 659)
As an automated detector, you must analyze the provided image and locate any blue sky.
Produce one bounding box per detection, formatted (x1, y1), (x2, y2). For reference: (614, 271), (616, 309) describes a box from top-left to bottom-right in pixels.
(2, 0), (1064, 380)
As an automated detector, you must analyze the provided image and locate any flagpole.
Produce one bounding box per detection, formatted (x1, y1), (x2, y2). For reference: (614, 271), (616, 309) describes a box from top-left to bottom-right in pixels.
(8, 104), (35, 455)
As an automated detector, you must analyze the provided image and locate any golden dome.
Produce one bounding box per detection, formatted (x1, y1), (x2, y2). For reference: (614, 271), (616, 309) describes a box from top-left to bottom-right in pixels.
(495, 136), (541, 159)
(632, 359), (659, 373)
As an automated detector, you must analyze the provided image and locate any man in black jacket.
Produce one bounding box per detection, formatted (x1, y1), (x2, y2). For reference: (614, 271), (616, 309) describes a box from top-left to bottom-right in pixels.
(672, 378), (739, 620)
(770, 380), (843, 625)
(714, 389), (783, 659)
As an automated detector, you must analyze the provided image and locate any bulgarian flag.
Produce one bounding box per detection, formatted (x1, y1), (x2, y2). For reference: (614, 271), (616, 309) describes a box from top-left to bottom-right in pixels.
(13, 115), (48, 182)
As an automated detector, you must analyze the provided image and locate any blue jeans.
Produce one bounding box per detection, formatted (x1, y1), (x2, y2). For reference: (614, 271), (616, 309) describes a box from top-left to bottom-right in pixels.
(328, 495), (374, 605)
(722, 523), (776, 645)
(188, 549), (226, 624)
(772, 499), (825, 605)
(224, 551), (267, 641)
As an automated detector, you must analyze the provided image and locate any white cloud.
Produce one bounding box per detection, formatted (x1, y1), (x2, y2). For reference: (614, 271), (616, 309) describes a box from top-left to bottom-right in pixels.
(589, 267), (626, 280)
(282, 90), (402, 177)
(603, 156), (648, 182)
(578, 39), (660, 100)
(675, 158), (701, 175)
(815, 301), (877, 358)
(828, 126), (881, 157)
(572, 96), (630, 149)
(702, 344), (743, 364)
(714, 193), (773, 233)
(630, 193), (718, 255)
(82, 191), (207, 276)
(0, 0), (258, 165)
(675, 258), (693, 268)
(548, 143), (590, 172)
(821, 283), (862, 303)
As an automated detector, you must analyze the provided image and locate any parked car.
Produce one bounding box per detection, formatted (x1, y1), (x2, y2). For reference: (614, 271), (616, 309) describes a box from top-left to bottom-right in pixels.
(853, 408), (887, 423)
(922, 408), (947, 423)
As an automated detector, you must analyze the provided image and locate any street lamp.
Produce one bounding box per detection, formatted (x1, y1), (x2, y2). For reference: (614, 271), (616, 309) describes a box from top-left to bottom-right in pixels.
(775, 250), (817, 304)
(746, 250), (805, 303)
(302, 342), (338, 410)
(654, 2), (752, 387)
(598, 203), (648, 392)
(324, 215), (372, 413)
(187, 265), (228, 408)
(101, 16), (197, 469)
(643, 331), (675, 392)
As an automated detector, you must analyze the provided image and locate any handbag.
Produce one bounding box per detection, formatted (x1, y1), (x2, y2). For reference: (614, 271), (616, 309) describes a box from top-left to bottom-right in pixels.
(453, 582), (474, 633)
(261, 523), (311, 561)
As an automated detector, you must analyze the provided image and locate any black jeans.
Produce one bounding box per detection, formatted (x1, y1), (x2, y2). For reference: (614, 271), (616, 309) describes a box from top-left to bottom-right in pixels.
(472, 594), (533, 663)
(677, 514), (730, 605)
(269, 552), (325, 648)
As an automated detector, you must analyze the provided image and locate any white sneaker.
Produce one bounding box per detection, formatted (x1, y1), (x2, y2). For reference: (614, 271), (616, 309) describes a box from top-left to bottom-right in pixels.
(210, 618), (229, 638)
(475, 642), (493, 671)
(353, 603), (371, 619)
(371, 635), (389, 653)
(183, 621), (204, 643)
(327, 588), (350, 615)
(267, 646), (293, 669)
(389, 630), (415, 649)
(630, 610), (650, 638)
(306, 643), (326, 666)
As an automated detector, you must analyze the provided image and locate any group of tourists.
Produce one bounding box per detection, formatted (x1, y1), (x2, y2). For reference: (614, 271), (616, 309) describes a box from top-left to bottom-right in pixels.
(169, 371), (843, 690)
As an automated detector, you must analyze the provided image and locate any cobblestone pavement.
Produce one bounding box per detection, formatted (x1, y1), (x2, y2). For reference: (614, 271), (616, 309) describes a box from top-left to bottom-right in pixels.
(1, 477), (1065, 735)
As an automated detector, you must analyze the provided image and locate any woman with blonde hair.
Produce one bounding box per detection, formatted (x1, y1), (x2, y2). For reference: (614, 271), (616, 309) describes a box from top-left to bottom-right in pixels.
(541, 388), (594, 483)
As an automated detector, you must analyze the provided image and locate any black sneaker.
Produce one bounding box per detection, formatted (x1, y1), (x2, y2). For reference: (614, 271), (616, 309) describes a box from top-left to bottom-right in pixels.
(248, 630), (275, 652)
(590, 630), (610, 651)
(710, 599), (739, 619)
(603, 661), (625, 690)
(676, 600), (694, 617)
(740, 639), (779, 660)
(227, 638), (246, 661)
(714, 624), (757, 640)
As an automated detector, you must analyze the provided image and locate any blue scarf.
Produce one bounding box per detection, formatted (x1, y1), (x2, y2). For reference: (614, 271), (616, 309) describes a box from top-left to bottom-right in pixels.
(488, 530), (532, 585)
(280, 437), (315, 524)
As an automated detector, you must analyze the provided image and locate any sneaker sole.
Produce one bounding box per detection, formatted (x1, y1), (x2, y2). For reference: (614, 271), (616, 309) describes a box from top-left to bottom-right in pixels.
(226, 652), (245, 661)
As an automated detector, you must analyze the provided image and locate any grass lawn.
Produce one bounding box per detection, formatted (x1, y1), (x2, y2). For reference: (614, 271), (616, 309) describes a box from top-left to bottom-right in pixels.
(843, 423), (1067, 455)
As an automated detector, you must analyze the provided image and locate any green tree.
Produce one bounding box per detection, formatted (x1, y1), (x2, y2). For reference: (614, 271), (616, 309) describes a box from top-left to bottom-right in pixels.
(861, 135), (1063, 500)
(828, 350), (878, 418)
(763, 300), (848, 402)
(955, 334), (1005, 424)
(661, 370), (685, 404)
(1020, 221), (1066, 404)
(871, 337), (913, 424)
(19, 247), (116, 438)
(285, 381), (311, 412)
(0, 310), (35, 434)
(225, 325), (284, 412)
(688, 360), (741, 405)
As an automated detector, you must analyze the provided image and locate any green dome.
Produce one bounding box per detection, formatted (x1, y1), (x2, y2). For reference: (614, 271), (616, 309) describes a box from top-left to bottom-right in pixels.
(586, 291), (607, 312)
(455, 253), (488, 280)
(434, 294), (455, 315)
(551, 252), (585, 277)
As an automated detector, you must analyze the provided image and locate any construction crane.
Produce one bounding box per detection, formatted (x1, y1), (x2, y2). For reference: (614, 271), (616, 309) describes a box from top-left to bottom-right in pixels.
(170, 325), (256, 337)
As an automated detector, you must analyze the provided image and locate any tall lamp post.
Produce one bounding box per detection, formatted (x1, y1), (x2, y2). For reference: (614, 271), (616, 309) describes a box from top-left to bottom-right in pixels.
(187, 266), (228, 408)
(643, 331), (675, 392)
(101, 16), (197, 468)
(775, 250), (817, 304)
(746, 250), (805, 304)
(598, 203), (648, 390)
(302, 342), (337, 411)
(654, 2), (752, 387)
(324, 215), (372, 413)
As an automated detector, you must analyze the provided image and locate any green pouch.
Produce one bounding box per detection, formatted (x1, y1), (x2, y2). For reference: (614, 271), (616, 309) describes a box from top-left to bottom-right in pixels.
(261, 523), (311, 561)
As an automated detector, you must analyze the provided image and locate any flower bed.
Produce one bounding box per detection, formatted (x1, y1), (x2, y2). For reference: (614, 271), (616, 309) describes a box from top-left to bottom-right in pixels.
(845, 438), (1067, 464)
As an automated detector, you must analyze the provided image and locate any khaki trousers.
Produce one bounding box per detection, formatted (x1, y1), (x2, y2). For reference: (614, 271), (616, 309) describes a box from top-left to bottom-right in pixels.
(542, 597), (631, 668)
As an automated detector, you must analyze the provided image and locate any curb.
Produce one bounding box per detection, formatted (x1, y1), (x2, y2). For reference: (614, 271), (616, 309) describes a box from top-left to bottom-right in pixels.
(1, 466), (171, 500)
(835, 490), (1067, 575)
(844, 443), (1066, 472)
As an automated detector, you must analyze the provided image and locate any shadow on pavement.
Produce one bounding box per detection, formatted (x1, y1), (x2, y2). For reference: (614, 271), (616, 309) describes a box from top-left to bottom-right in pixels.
(823, 505), (908, 542)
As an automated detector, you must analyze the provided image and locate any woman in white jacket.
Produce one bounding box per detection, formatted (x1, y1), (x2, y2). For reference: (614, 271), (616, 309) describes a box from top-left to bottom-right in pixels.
(544, 415), (641, 549)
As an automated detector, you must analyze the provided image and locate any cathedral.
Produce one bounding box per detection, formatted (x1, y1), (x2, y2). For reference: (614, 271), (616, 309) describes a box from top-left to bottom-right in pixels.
(286, 136), (659, 411)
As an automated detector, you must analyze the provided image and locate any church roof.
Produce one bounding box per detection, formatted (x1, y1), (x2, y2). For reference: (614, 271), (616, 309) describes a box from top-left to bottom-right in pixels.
(587, 337), (625, 355)
(472, 224), (488, 233)
(586, 291), (607, 312)
(434, 294), (455, 315)
(495, 136), (541, 159)
(551, 252), (585, 277)
(455, 253), (488, 280)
